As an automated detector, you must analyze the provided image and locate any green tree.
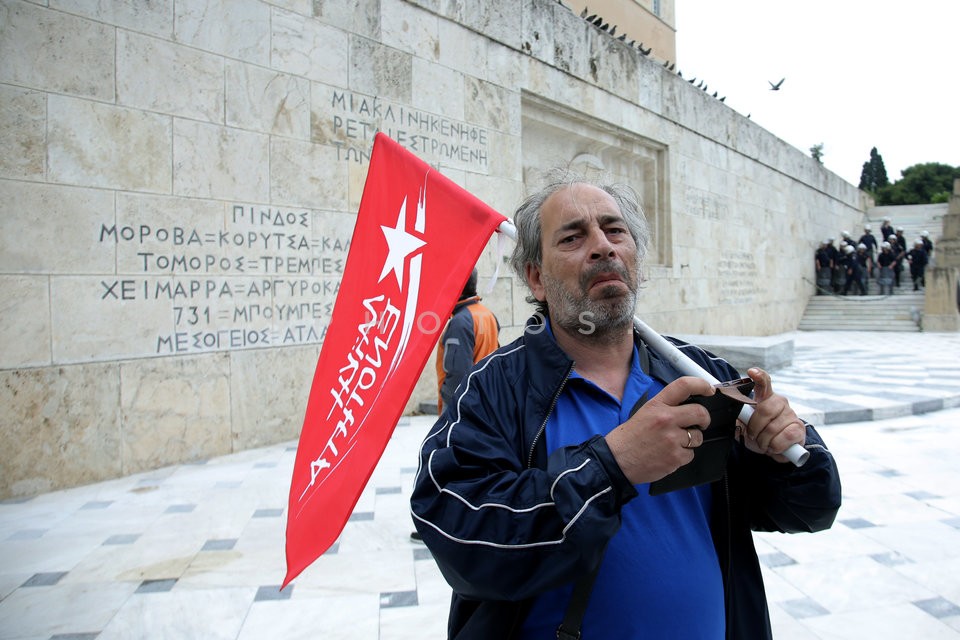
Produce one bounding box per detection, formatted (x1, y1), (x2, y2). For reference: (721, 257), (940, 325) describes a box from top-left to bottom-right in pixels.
(858, 147), (889, 192)
(809, 142), (824, 164)
(876, 162), (960, 205)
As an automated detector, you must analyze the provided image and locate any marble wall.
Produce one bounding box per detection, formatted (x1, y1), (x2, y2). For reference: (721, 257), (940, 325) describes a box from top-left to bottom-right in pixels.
(0, 0), (865, 497)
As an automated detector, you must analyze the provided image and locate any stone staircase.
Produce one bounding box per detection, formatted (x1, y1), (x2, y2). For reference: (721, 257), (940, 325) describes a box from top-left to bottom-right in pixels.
(799, 202), (946, 332)
(866, 203), (944, 253)
(799, 290), (924, 332)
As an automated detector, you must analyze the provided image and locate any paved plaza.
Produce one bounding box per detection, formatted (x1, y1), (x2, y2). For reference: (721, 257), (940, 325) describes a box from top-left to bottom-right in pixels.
(1, 330), (960, 639)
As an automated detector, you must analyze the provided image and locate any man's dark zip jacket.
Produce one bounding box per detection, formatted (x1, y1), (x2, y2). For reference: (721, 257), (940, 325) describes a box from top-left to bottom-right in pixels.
(411, 316), (841, 639)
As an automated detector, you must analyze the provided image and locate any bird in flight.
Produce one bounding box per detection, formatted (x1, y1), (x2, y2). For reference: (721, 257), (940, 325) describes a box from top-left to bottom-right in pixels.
(769, 77), (785, 90)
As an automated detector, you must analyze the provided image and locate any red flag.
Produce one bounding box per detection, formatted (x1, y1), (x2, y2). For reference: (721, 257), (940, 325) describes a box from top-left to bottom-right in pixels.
(283, 133), (507, 587)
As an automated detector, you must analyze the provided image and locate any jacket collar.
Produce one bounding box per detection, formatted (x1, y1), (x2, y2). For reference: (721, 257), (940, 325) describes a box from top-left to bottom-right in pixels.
(522, 314), (682, 388)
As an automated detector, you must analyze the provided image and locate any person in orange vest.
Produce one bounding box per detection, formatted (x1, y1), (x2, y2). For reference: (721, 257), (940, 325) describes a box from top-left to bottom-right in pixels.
(435, 268), (500, 414)
(413, 269), (499, 544)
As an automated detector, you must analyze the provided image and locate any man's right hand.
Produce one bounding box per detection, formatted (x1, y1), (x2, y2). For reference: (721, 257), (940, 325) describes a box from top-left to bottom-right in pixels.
(605, 376), (715, 485)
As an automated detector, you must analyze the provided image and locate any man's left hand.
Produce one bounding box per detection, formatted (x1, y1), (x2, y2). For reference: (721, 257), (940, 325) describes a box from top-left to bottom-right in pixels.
(740, 367), (806, 463)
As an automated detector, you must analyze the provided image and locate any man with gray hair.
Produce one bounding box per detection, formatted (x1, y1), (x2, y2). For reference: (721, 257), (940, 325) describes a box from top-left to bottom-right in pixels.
(411, 170), (840, 639)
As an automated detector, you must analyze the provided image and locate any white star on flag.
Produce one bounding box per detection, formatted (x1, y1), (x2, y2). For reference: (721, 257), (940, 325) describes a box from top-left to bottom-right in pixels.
(378, 196), (426, 290)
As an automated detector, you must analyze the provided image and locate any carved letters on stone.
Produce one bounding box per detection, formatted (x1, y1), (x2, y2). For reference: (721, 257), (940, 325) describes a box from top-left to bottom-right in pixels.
(716, 250), (761, 305)
(97, 205), (351, 358)
(317, 90), (490, 172)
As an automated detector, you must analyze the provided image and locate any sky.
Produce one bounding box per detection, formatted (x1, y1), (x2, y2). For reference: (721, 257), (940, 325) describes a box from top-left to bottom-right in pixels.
(674, 0), (960, 186)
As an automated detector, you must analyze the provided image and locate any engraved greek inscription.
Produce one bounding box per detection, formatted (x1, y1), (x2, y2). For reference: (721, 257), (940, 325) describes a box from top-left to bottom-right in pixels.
(100, 204), (348, 356)
(326, 90), (489, 171)
(716, 250), (761, 305)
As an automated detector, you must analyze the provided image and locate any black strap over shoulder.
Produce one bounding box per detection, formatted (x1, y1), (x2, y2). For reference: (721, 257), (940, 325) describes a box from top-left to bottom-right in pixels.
(556, 559), (601, 639)
(638, 338), (651, 376)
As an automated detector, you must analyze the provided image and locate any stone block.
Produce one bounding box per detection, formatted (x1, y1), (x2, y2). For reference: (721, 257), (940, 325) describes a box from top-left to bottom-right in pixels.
(0, 85), (45, 179)
(0, 1), (114, 99)
(923, 267), (960, 331)
(50, 0), (174, 37)
(411, 58), (464, 120)
(271, 7), (349, 85)
(114, 193), (228, 274)
(520, 0), (556, 64)
(476, 130), (516, 185)
(264, 0), (310, 16)
(437, 0), (518, 48)
(270, 138), (348, 210)
(486, 40), (528, 90)
(418, 401), (439, 415)
(173, 120), (269, 202)
(312, 0), (380, 39)
(382, 0), (440, 62)
(349, 37), (413, 103)
(0, 363), (122, 497)
(0, 275), (51, 368)
(463, 173), (523, 216)
(174, 0), (270, 65)
(118, 31), (224, 122)
(48, 96), (172, 192)
(406, 341), (440, 416)
(0, 181), (116, 273)
(229, 345), (318, 450)
(312, 209), (357, 259)
(311, 83), (376, 149)
(226, 61), (310, 138)
(670, 333), (795, 374)
(465, 76), (517, 134)
(119, 353), (231, 473)
(50, 276), (173, 363)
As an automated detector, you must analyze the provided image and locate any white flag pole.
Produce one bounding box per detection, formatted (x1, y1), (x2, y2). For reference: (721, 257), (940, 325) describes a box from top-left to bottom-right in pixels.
(496, 220), (808, 467)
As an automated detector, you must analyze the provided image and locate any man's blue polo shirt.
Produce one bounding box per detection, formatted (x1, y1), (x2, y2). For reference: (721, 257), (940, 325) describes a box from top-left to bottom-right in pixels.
(520, 340), (725, 639)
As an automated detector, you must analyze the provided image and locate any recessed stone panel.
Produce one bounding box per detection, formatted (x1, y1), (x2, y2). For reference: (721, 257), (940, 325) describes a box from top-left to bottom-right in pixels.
(520, 95), (669, 265)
